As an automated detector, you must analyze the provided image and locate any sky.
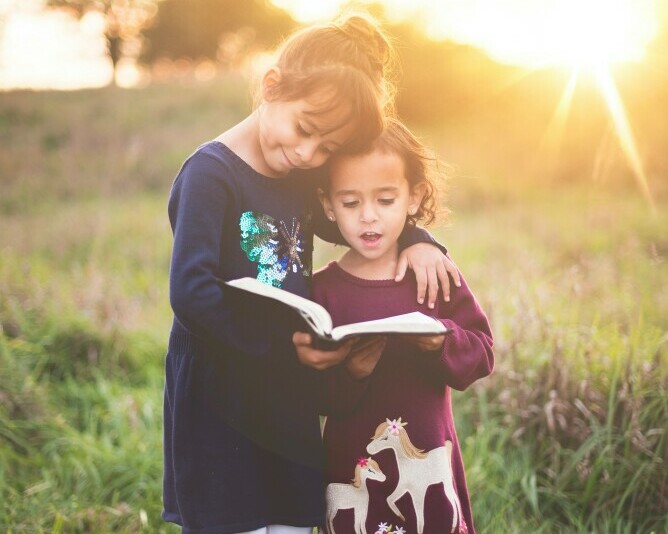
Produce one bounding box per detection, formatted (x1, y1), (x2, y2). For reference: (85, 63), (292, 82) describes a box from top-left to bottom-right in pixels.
(0, 0), (661, 90)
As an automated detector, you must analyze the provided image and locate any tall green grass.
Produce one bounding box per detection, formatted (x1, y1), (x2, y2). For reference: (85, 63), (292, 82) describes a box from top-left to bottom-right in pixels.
(1, 80), (666, 532)
(1, 195), (174, 532)
(442, 189), (668, 532)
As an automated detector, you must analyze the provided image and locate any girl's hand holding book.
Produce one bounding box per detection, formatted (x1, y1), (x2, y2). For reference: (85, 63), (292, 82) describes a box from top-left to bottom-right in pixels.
(345, 336), (387, 380)
(292, 332), (354, 370)
(400, 334), (446, 352)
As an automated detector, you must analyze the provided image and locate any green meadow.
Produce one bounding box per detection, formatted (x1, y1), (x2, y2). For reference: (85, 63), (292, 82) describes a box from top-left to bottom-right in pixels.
(1, 80), (666, 532)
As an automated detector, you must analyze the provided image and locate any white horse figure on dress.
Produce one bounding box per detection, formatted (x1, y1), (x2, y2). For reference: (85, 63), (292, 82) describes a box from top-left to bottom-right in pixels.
(366, 418), (464, 534)
(326, 457), (386, 534)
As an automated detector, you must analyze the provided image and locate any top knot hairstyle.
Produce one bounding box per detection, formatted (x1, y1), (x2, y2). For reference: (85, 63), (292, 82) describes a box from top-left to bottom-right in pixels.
(265, 13), (397, 154)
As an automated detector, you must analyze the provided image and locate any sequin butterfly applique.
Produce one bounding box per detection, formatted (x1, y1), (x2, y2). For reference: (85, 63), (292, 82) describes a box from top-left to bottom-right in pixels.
(239, 210), (312, 288)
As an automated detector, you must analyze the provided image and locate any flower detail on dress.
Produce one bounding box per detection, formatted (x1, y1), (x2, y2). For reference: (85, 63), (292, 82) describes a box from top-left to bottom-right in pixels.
(386, 417), (407, 435)
(239, 211), (312, 287)
(375, 523), (405, 534)
(357, 457), (370, 468)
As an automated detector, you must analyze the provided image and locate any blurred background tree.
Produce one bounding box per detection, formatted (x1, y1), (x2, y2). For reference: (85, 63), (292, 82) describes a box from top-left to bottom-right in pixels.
(139, 0), (296, 66)
(45, 0), (159, 85)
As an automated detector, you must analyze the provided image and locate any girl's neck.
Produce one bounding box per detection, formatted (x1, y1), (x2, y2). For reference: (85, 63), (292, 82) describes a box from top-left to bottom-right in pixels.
(215, 111), (273, 178)
(337, 247), (399, 281)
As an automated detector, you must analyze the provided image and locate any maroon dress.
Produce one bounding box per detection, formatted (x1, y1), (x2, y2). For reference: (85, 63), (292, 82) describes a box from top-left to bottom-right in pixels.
(313, 261), (494, 534)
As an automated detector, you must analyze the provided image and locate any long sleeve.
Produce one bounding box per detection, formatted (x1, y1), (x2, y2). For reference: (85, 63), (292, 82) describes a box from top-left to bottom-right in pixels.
(421, 270), (494, 391)
(168, 153), (271, 357)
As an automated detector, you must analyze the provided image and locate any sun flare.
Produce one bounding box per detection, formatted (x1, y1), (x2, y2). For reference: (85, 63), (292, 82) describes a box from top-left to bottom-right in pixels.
(276, 0), (659, 70)
(404, 0), (659, 70)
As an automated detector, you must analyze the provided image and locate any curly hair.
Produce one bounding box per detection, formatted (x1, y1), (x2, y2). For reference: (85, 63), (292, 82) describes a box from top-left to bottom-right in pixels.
(366, 117), (448, 226)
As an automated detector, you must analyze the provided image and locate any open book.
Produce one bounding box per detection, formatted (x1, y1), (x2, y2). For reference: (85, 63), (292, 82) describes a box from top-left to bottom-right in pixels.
(221, 277), (449, 349)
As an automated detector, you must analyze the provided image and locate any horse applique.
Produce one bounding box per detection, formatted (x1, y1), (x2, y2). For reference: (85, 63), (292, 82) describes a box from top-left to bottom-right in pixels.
(326, 457), (386, 534)
(366, 418), (464, 534)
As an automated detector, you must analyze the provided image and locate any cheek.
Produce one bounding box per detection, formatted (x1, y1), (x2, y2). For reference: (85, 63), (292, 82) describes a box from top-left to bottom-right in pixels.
(333, 210), (357, 232)
(388, 206), (410, 228)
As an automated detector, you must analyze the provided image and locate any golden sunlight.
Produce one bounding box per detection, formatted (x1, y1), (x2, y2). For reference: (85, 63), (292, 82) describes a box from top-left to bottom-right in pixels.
(272, 0), (658, 70)
(417, 0), (658, 69)
(0, 7), (113, 90)
(593, 67), (656, 212)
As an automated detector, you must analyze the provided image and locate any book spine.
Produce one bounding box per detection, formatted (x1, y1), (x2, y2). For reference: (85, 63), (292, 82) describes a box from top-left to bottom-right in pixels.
(311, 336), (345, 351)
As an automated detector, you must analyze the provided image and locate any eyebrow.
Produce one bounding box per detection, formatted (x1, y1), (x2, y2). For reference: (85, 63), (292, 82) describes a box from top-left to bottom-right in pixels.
(334, 186), (400, 197)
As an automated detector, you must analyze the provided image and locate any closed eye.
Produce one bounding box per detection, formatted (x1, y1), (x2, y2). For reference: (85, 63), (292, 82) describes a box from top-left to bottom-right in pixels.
(378, 198), (395, 205)
(297, 122), (311, 137)
(342, 200), (359, 208)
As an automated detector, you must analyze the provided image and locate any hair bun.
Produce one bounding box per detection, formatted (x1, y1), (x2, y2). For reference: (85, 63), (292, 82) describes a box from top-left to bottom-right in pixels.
(334, 13), (392, 80)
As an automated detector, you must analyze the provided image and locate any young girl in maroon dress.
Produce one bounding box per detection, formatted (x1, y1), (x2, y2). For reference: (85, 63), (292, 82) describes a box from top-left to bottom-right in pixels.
(314, 118), (494, 534)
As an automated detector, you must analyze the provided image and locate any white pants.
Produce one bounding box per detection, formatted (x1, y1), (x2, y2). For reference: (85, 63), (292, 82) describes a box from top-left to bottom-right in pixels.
(240, 527), (313, 534)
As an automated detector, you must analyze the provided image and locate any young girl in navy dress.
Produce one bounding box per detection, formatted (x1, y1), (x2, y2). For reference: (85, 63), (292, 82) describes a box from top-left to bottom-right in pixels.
(314, 119), (494, 534)
(163, 14), (461, 534)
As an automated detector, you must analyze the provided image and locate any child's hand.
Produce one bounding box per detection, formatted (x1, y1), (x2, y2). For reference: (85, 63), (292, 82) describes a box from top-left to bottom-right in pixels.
(396, 245), (461, 309)
(292, 332), (354, 370)
(346, 336), (387, 380)
(400, 334), (446, 352)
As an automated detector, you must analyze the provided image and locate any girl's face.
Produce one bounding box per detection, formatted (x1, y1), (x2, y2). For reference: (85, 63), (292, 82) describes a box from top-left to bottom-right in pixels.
(321, 150), (425, 267)
(257, 71), (356, 178)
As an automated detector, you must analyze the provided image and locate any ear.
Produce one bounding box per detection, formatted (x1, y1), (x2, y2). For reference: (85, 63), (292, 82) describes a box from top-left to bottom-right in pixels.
(317, 187), (336, 222)
(407, 182), (427, 216)
(261, 67), (282, 101)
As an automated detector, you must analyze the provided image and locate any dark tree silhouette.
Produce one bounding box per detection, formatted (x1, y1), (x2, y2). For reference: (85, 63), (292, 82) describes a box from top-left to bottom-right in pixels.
(46, 0), (158, 85)
(139, 0), (296, 65)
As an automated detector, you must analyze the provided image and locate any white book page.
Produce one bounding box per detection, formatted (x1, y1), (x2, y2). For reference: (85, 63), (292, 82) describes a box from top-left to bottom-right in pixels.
(225, 277), (333, 336)
(330, 311), (447, 341)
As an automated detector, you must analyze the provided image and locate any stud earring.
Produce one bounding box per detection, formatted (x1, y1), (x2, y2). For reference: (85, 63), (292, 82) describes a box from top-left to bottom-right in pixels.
(328, 215), (335, 221)
(408, 207), (416, 215)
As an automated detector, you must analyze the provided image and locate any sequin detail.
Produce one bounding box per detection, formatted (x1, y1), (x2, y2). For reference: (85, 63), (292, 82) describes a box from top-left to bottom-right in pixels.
(239, 210), (312, 287)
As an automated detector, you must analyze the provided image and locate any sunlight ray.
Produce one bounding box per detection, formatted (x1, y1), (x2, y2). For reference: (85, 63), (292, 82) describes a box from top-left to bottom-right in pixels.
(540, 69), (579, 178)
(593, 66), (656, 214)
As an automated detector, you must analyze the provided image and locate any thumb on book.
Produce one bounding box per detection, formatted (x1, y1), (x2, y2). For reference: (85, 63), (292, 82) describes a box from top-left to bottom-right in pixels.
(292, 331), (312, 347)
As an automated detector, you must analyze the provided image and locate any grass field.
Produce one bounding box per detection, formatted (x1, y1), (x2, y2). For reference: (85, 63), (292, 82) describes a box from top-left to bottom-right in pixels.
(1, 80), (666, 533)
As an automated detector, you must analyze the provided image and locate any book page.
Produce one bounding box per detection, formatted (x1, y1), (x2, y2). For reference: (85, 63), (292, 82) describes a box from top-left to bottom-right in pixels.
(330, 312), (447, 341)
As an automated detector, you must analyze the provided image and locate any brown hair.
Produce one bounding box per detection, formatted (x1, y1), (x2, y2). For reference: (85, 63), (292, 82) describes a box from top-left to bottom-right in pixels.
(263, 13), (396, 154)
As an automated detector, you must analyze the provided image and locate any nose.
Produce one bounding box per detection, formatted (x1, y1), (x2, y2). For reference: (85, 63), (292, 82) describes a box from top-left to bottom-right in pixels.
(360, 202), (378, 223)
(295, 139), (318, 163)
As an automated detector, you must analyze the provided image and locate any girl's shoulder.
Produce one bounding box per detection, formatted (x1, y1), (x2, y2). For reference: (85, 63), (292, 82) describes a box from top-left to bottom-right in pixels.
(312, 261), (339, 286)
(312, 261), (347, 305)
(172, 141), (278, 198)
(180, 141), (247, 177)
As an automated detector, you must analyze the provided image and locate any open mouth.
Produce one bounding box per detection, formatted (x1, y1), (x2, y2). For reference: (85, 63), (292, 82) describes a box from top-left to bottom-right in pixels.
(360, 232), (381, 243)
